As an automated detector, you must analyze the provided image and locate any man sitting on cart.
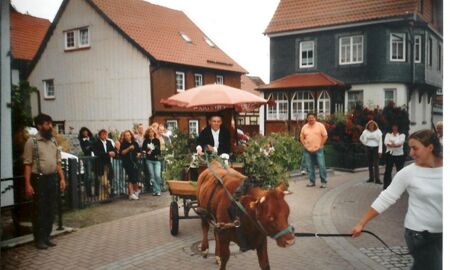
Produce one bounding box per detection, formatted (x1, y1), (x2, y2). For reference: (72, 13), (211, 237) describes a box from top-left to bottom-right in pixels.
(196, 113), (231, 156)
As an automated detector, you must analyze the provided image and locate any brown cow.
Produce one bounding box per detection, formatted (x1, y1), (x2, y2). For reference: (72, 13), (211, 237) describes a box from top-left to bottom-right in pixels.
(197, 161), (295, 270)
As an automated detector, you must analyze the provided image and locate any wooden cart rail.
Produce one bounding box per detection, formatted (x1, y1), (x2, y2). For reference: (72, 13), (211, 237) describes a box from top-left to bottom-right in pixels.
(167, 180), (197, 197)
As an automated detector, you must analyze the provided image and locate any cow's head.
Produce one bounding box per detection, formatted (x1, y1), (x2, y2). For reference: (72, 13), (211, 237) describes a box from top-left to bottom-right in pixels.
(250, 183), (295, 247)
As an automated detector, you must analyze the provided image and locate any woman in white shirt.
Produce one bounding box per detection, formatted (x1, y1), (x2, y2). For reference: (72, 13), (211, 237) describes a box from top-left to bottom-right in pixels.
(359, 120), (383, 184)
(352, 129), (442, 270)
(383, 124), (406, 189)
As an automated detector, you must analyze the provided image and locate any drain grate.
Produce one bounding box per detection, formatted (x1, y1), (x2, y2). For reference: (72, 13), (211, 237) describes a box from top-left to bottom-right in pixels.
(360, 246), (413, 270)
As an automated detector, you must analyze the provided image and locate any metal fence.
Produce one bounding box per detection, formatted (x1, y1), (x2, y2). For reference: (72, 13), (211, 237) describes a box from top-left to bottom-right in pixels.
(323, 142), (411, 170)
(324, 142), (376, 170)
(1, 175), (64, 238)
(67, 157), (153, 209)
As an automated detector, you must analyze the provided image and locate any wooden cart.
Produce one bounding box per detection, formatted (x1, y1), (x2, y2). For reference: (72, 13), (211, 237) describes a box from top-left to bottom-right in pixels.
(166, 163), (244, 236)
(167, 180), (199, 236)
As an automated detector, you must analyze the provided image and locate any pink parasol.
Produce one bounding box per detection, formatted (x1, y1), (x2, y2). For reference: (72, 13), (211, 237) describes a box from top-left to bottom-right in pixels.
(160, 84), (267, 112)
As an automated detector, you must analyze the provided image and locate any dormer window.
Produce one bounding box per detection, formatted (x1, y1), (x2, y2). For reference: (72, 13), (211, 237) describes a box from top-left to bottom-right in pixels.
(180, 32), (192, 43)
(204, 36), (215, 47)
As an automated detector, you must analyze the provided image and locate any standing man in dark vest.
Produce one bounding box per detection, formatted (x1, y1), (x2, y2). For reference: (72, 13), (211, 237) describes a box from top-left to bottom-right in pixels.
(93, 129), (116, 199)
(23, 114), (66, 249)
(196, 114), (231, 156)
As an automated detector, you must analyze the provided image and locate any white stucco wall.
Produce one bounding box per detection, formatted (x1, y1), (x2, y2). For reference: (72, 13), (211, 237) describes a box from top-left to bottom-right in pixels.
(408, 90), (433, 133)
(345, 83), (408, 111)
(11, 69), (19, 86)
(27, 0), (152, 133)
(345, 83), (432, 132)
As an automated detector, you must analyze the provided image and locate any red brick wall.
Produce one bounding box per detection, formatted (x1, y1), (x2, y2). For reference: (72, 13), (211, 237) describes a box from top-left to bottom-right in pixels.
(151, 114), (207, 133)
(265, 120), (306, 139)
(150, 65), (242, 113)
(421, 0), (442, 32)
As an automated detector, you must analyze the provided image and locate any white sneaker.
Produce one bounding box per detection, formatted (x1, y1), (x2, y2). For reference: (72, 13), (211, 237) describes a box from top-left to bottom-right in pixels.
(129, 193), (139, 200)
(134, 190), (141, 198)
(300, 170), (307, 175)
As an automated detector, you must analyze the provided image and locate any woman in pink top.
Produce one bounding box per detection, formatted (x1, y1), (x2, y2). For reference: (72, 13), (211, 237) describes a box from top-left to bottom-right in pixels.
(300, 112), (328, 188)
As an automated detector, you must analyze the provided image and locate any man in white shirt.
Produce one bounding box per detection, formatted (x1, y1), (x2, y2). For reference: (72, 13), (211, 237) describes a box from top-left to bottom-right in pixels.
(196, 114), (231, 155)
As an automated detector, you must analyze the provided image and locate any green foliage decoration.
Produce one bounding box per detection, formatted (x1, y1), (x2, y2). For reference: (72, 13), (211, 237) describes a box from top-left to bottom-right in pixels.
(237, 133), (302, 188)
(162, 129), (196, 181)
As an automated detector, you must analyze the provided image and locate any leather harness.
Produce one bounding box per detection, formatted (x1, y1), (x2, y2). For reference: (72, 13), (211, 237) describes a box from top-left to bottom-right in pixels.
(199, 153), (294, 240)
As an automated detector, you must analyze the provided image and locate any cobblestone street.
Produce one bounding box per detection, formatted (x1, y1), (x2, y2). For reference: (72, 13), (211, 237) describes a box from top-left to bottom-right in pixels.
(1, 170), (410, 270)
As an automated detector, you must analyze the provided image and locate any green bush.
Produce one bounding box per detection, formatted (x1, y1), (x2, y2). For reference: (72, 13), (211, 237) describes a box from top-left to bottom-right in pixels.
(162, 129), (194, 180)
(237, 133), (302, 188)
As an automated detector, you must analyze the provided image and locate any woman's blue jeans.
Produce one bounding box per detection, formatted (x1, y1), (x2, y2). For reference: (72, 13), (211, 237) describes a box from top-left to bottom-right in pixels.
(146, 160), (162, 194)
(303, 148), (327, 184)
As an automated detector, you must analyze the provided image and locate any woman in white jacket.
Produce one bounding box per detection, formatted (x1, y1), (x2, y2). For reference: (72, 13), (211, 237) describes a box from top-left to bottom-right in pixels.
(383, 124), (406, 189)
(359, 120), (383, 184)
(352, 129), (442, 270)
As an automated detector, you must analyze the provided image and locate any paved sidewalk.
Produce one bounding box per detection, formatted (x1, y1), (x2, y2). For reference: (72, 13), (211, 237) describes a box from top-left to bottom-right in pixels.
(1, 170), (410, 270)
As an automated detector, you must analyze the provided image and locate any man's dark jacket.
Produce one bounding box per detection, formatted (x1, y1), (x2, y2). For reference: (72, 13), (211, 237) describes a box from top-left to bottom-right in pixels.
(93, 139), (115, 178)
(197, 126), (231, 155)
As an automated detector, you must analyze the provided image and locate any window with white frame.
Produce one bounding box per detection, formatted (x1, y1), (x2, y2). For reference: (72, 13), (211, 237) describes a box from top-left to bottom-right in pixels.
(166, 120), (178, 132)
(194, 74), (203, 87)
(216, 75), (224, 85)
(428, 38), (433, 67)
(299, 41), (314, 68)
(79, 28), (89, 47)
(317, 91), (331, 118)
(176, 72), (185, 91)
(189, 120), (199, 136)
(339, 35), (363, 65)
(347, 90), (363, 111)
(291, 91), (315, 120)
(65, 31), (75, 49)
(390, 33), (406, 61)
(414, 35), (421, 63)
(43, 79), (55, 99)
(384, 88), (397, 107)
(65, 27), (90, 50)
(267, 93), (288, 120)
(53, 121), (65, 134)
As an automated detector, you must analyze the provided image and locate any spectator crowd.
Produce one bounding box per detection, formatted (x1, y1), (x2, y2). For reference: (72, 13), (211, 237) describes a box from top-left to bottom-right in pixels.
(77, 122), (171, 200)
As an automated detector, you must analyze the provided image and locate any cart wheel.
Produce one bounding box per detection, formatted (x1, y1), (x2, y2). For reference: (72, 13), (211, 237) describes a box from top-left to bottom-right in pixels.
(170, 201), (179, 236)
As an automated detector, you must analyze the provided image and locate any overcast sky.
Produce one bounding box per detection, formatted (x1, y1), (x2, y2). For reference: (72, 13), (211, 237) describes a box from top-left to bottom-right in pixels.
(11, 0), (280, 83)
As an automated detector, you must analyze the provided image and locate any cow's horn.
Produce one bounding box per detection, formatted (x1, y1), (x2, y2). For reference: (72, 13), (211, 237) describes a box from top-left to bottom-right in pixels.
(283, 190), (293, 195)
(259, 196), (266, 203)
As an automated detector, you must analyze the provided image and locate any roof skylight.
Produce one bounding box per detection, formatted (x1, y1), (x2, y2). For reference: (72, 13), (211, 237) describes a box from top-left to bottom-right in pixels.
(204, 36), (215, 47)
(180, 32), (192, 43)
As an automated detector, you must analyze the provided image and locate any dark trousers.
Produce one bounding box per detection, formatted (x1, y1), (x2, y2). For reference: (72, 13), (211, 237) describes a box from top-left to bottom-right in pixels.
(31, 174), (57, 244)
(366, 146), (380, 181)
(383, 153), (405, 189)
(405, 228), (442, 270)
(84, 158), (99, 196)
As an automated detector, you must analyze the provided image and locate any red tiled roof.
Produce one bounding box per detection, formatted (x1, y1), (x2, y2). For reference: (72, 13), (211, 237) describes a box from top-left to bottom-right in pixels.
(89, 0), (246, 73)
(265, 0), (418, 35)
(240, 75), (265, 96)
(10, 8), (50, 61)
(257, 72), (346, 91)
